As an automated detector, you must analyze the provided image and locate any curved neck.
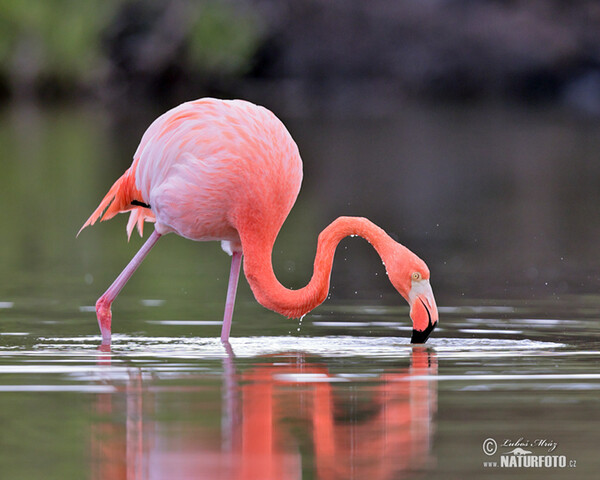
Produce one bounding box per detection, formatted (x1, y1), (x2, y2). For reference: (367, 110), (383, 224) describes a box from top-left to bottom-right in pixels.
(240, 216), (403, 318)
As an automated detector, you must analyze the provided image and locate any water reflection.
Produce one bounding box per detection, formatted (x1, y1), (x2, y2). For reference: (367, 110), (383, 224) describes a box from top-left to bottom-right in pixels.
(90, 346), (437, 480)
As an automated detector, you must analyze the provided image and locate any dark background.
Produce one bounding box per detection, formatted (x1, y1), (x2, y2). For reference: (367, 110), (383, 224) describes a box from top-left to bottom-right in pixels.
(2, 0), (600, 307)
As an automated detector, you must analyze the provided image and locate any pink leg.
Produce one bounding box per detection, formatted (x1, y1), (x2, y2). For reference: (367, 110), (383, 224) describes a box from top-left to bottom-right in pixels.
(220, 251), (242, 343)
(96, 230), (161, 345)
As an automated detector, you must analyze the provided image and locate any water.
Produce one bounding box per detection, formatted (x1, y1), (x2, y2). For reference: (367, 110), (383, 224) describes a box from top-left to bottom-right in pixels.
(0, 309), (598, 479)
(1, 102), (600, 478)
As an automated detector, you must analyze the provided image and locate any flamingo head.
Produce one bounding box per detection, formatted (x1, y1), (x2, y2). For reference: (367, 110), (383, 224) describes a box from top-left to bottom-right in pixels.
(386, 249), (439, 343)
(406, 271), (438, 343)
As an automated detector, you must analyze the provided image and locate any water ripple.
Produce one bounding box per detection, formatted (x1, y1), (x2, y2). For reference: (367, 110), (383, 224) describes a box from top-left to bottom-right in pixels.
(22, 335), (565, 360)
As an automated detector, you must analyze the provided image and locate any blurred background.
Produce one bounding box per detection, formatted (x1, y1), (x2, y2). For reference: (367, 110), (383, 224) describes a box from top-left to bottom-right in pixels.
(2, 0), (600, 319)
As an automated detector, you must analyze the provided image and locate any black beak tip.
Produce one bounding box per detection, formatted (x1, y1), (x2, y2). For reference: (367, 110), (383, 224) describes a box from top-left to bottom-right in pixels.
(410, 299), (437, 344)
(411, 319), (436, 344)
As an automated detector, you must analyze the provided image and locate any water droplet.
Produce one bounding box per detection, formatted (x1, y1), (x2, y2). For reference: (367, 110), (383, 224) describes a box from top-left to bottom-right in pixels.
(297, 314), (305, 332)
(285, 260), (296, 272)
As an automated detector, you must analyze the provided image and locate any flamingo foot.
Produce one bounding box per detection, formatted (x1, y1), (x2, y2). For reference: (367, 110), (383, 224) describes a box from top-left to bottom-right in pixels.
(96, 296), (112, 345)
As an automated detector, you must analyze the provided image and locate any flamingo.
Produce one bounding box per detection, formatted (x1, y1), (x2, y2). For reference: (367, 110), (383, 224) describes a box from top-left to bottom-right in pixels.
(79, 98), (438, 345)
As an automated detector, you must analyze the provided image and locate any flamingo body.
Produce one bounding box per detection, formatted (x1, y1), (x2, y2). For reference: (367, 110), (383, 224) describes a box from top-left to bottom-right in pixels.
(80, 98), (438, 344)
(135, 98), (301, 247)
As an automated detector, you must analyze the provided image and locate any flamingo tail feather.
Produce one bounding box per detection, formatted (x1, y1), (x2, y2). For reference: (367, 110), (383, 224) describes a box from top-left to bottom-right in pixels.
(78, 166), (155, 239)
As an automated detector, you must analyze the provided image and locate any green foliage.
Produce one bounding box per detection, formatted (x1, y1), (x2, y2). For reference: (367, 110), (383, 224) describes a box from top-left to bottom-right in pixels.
(187, 1), (263, 76)
(0, 0), (264, 94)
(0, 1), (120, 82)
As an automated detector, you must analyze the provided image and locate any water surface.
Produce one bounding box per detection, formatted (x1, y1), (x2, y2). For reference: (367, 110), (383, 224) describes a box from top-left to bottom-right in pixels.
(1, 301), (598, 479)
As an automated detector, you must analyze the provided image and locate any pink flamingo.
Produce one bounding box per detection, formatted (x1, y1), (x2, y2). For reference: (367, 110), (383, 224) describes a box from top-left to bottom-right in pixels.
(79, 98), (438, 345)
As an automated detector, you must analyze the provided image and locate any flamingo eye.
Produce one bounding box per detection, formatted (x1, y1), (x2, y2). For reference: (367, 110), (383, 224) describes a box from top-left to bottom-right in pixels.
(412, 272), (422, 281)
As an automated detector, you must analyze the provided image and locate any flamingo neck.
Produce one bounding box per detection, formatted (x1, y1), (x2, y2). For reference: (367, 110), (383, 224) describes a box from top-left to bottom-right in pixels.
(240, 216), (403, 318)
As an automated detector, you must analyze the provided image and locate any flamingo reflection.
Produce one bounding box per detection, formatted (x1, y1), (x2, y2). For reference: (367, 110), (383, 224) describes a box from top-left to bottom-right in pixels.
(91, 345), (437, 479)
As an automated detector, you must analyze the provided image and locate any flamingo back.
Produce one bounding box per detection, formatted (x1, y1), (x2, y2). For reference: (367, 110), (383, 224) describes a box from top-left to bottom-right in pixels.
(134, 98), (303, 247)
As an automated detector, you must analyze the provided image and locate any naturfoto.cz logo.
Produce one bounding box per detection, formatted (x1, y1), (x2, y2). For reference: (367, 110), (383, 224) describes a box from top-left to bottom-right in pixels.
(482, 437), (577, 469)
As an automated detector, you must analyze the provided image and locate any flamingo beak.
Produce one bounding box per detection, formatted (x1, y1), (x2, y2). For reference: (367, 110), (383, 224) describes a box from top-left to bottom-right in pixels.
(408, 279), (439, 344)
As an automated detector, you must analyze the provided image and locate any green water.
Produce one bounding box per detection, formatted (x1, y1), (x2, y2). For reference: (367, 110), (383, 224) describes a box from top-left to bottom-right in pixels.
(1, 103), (599, 479)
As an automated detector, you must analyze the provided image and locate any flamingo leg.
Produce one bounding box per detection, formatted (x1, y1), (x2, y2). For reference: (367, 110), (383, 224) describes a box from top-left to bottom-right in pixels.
(95, 230), (162, 345)
(220, 251), (243, 343)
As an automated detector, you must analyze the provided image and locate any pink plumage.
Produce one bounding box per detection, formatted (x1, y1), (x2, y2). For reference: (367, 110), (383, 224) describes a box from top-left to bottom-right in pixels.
(133, 99), (301, 247)
(80, 98), (438, 345)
